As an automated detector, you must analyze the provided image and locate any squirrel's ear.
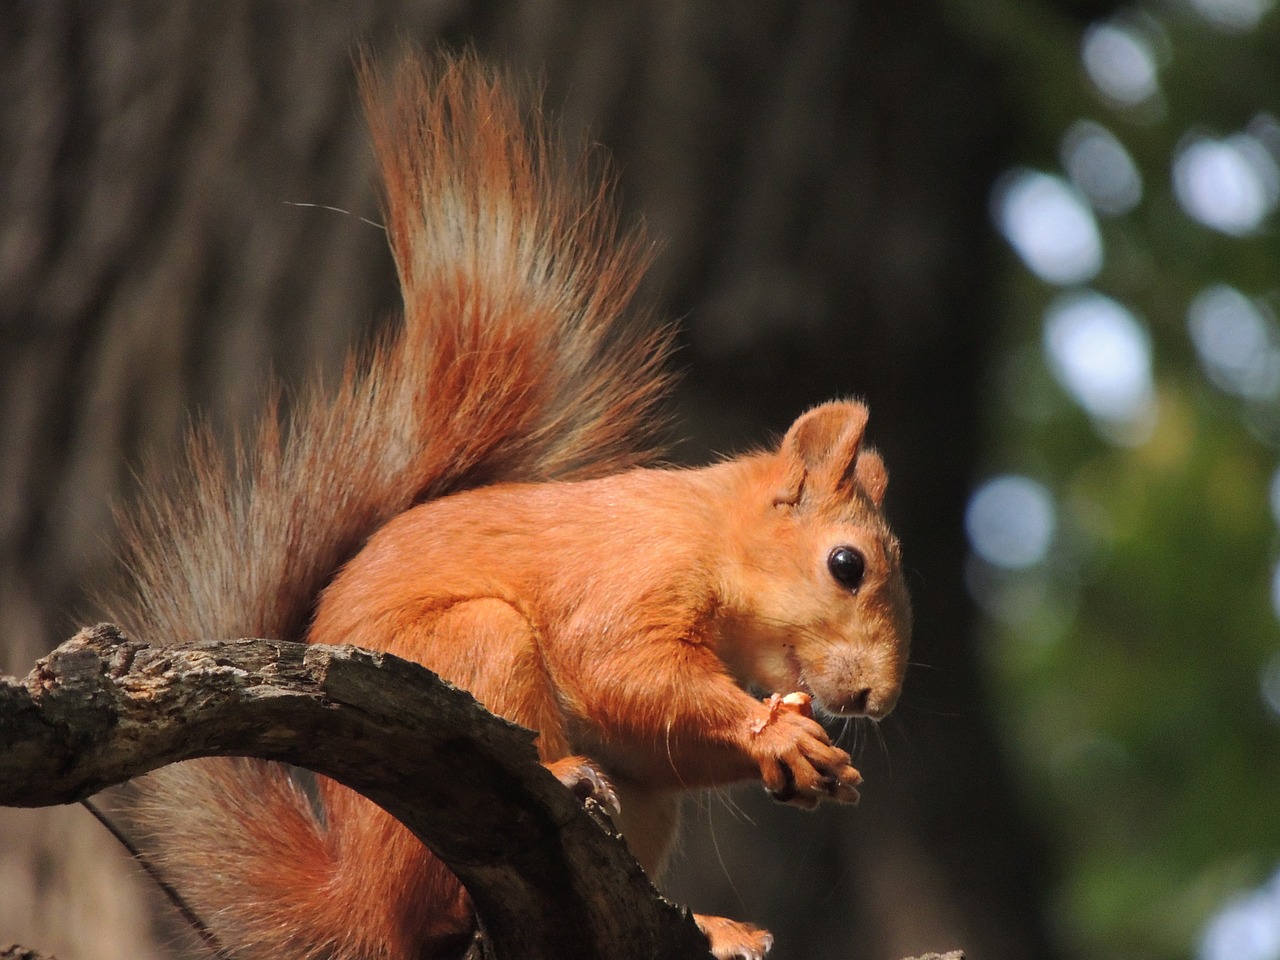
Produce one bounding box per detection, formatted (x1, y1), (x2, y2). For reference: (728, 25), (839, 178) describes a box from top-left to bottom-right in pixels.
(854, 448), (889, 507)
(774, 401), (871, 504)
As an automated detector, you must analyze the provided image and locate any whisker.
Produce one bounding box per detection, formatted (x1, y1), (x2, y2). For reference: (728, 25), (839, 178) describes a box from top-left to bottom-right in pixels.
(893, 693), (966, 720)
(282, 200), (387, 232)
(883, 712), (912, 753)
(704, 791), (750, 910)
(873, 720), (892, 777)
(712, 786), (756, 827)
(839, 716), (854, 747)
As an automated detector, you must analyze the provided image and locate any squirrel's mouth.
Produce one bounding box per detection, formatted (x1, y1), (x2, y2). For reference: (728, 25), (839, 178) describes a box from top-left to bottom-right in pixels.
(784, 649), (819, 704)
(786, 648), (886, 719)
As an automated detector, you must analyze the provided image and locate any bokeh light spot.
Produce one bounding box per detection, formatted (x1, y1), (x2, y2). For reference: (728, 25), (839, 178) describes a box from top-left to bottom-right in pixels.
(1269, 468), (1280, 525)
(994, 170), (1103, 285)
(966, 475), (1057, 569)
(1082, 22), (1160, 106)
(1271, 563), (1280, 623)
(1199, 865), (1280, 960)
(1173, 134), (1280, 235)
(1191, 0), (1274, 32)
(1188, 285), (1280, 399)
(1062, 120), (1143, 215)
(1044, 292), (1156, 432)
(1262, 648), (1280, 716)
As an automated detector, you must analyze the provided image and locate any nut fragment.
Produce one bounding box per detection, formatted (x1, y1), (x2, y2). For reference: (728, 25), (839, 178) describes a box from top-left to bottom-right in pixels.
(751, 691), (815, 734)
(779, 691), (813, 716)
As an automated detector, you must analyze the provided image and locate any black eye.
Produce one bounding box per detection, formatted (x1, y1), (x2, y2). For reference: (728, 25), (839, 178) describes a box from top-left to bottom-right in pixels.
(827, 546), (866, 591)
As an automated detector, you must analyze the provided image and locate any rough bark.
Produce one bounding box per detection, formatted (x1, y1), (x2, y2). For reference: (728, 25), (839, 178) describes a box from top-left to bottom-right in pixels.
(2, 948), (58, 960)
(0, 624), (709, 960)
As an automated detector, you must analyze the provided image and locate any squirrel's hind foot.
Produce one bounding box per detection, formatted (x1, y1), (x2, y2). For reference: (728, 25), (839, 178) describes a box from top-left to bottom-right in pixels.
(546, 755), (621, 818)
(695, 913), (775, 960)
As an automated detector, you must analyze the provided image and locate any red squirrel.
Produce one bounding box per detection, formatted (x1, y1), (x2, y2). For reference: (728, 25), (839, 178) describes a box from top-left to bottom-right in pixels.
(118, 52), (911, 960)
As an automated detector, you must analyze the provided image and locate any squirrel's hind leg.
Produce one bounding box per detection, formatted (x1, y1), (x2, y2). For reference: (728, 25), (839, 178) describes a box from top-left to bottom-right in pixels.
(303, 597), (570, 959)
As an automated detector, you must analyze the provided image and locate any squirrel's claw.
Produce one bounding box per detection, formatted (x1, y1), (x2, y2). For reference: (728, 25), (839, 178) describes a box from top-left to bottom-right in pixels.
(751, 698), (862, 807)
(547, 756), (621, 818)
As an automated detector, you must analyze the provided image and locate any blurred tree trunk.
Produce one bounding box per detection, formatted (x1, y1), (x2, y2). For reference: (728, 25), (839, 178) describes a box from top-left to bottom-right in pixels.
(0, 3), (1061, 960)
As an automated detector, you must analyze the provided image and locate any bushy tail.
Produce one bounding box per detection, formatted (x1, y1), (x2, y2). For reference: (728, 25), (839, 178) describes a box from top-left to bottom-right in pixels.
(114, 52), (672, 959)
(115, 51), (670, 649)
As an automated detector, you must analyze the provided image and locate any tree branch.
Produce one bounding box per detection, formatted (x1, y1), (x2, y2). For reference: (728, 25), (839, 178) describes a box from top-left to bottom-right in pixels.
(0, 624), (707, 960)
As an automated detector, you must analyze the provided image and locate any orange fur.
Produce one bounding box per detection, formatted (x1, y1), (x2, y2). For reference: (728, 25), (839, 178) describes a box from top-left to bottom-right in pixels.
(117, 53), (910, 960)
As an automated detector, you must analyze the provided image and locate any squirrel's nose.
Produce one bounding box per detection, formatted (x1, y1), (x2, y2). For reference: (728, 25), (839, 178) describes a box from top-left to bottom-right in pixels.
(831, 687), (872, 716)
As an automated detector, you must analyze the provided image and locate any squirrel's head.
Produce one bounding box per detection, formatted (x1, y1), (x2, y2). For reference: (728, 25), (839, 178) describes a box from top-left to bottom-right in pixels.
(717, 401), (912, 721)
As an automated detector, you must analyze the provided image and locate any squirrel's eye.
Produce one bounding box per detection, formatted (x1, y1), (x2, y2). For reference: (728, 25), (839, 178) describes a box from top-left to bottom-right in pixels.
(827, 546), (866, 592)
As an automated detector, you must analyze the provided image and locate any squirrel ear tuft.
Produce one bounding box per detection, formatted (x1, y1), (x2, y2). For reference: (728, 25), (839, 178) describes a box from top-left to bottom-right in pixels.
(774, 401), (870, 504)
(854, 448), (889, 507)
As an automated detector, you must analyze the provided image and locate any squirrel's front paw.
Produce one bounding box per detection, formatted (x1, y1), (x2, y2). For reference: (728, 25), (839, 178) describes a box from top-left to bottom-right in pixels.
(545, 755), (621, 817)
(695, 913), (774, 960)
(748, 699), (861, 807)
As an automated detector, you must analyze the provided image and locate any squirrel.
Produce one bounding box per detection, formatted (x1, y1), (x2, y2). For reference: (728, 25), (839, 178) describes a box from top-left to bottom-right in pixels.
(113, 52), (912, 960)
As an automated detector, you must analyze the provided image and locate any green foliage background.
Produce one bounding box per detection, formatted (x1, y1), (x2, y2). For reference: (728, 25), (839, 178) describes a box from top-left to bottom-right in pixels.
(966, 2), (1280, 957)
